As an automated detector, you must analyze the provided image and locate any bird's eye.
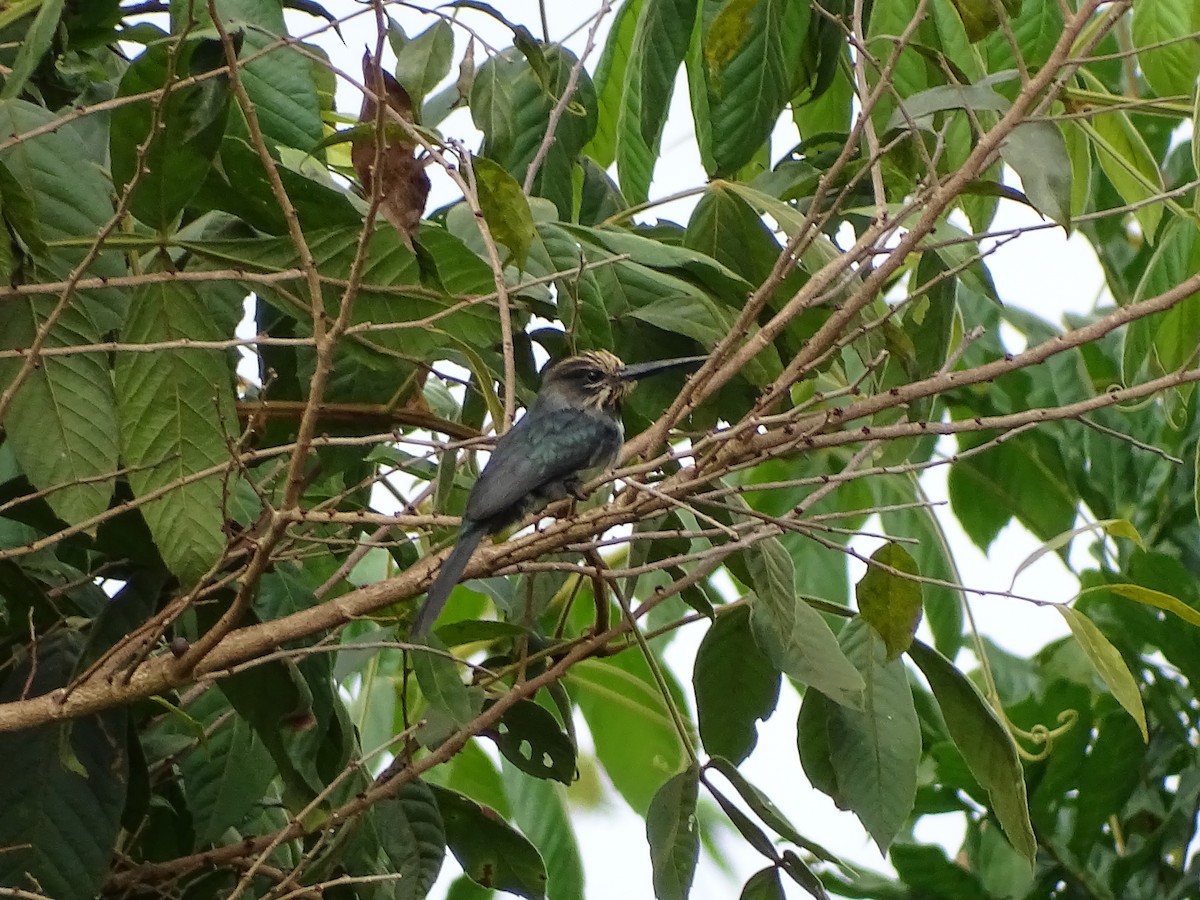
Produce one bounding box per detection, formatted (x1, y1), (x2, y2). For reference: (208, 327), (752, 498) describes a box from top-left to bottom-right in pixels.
(583, 369), (604, 385)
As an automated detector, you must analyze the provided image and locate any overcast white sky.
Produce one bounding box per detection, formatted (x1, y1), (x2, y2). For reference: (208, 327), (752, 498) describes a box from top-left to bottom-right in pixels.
(287, 3), (1107, 896)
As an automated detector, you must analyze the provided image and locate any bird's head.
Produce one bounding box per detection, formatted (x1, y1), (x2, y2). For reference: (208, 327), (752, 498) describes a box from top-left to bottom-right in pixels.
(537, 350), (707, 414)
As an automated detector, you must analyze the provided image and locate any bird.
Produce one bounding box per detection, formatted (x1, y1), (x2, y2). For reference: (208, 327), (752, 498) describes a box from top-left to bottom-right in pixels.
(410, 350), (706, 637)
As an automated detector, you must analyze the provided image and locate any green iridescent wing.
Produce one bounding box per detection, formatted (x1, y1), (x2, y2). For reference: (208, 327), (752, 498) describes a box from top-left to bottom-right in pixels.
(465, 408), (621, 525)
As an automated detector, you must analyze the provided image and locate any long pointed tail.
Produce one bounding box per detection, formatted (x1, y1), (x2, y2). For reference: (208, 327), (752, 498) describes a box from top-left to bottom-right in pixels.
(411, 522), (486, 637)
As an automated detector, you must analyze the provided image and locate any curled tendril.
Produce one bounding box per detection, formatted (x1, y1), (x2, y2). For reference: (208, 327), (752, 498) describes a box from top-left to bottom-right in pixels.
(1012, 709), (1080, 761)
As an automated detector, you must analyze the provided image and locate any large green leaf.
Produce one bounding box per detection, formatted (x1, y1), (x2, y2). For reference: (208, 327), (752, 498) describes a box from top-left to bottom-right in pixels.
(115, 270), (239, 584)
(374, 780), (447, 900)
(501, 758), (584, 900)
(111, 37), (232, 230)
(472, 45), (597, 216)
(700, 0), (811, 175)
(582, 0), (643, 168)
(0, 99), (124, 526)
(180, 689), (276, 848)
(745, 537), (865, 709)
(570, 653), (689, 814)
(1131, 0), (1200, 99)
(181, 0), (324, 152)
(694, 605), (781, 763)
(0, 634), (129, 900)
(1000, 122), (1072, 228)
(0, 295), (118, 527)
(613, 0), (698, 201)
(908, 640), (1037, 861)
(822, 621), (920, 851)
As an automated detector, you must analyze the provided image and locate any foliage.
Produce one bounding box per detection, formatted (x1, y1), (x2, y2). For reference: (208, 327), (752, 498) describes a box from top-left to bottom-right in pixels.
(0, 0), (1198, 898)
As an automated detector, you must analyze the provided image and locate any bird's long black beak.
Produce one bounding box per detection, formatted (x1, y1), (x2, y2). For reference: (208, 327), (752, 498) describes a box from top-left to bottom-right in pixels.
(617, 355), (708, 381)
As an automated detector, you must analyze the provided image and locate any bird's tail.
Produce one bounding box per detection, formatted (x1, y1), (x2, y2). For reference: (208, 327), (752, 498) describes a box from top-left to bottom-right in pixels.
(411, 521), (486, 637)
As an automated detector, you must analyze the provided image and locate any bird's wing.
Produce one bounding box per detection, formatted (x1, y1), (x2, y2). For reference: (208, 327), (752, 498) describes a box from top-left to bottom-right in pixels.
(465, 408), (619, 524)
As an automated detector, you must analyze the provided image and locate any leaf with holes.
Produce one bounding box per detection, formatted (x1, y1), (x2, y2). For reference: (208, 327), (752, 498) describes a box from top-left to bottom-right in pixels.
(485, 699), (576, 784)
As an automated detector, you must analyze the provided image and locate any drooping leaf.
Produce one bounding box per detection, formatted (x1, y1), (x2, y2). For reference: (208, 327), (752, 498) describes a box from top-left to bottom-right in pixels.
(744, 538), (865, 709)
(1057, 605), (1148, 742)
(433, 784), (548, 899)
(646, 765), (700, 900)
(1000, 122), (1072, 228)
(823, 621), (921, 851)
(694, 605), (781, 763)
(908, 640), (1037, 861)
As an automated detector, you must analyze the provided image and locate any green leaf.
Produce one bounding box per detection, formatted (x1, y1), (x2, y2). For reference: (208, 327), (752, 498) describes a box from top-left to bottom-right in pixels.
(1131, 0), (1200, 99)
(0, 296), (119, 527)
(1000, 122), (1072, 228)
(571, 654), (689, 814)
(745, 538), (865, 709)
(823, 621), (920, 851)
(195, 0), (323, 151)
(433, 784), (548, 899)
(391, 18), (455, 105)
(114, 272), (239, 584)
(111, 38), (232, 229)
(856, 542), (923, 660)
(374, 780), (447, 900)
(694, 605), (781, 763)
(472, 156), (535, 269)
(908, 639), (1036, 861)
(1057, 606), (1148, 742)
(486, 699), (576, 784)
(705, 757), (847, 868)
(583, 0), (642, 169)
(1083, 582), (1200, 628)
(948, 431), (1076, 552)
(646, 765), (700, 900)
(701, 0), (811, 175)
(501, 758), (584, 900)
(472, 45), (597, 216)
(181, 690), (276, 848)
(413, 634), (484, 738)
(613, 0), (698, 201)
(740, 867), (786, 900)
(0, 0), (65, 100)
(0, 634), (128, 900)
(1080, 74), (1165, 242)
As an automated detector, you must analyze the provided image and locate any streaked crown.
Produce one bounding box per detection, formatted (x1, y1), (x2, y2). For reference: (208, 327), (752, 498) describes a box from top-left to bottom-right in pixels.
(541, 350), (631, 413)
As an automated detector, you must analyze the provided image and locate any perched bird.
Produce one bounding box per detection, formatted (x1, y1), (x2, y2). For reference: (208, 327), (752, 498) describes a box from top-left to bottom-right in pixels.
(411, 350), (706, 636)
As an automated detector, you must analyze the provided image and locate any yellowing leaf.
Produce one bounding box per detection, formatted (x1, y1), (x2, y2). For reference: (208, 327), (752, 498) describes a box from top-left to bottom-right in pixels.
(1058, 606), (1148, 742)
